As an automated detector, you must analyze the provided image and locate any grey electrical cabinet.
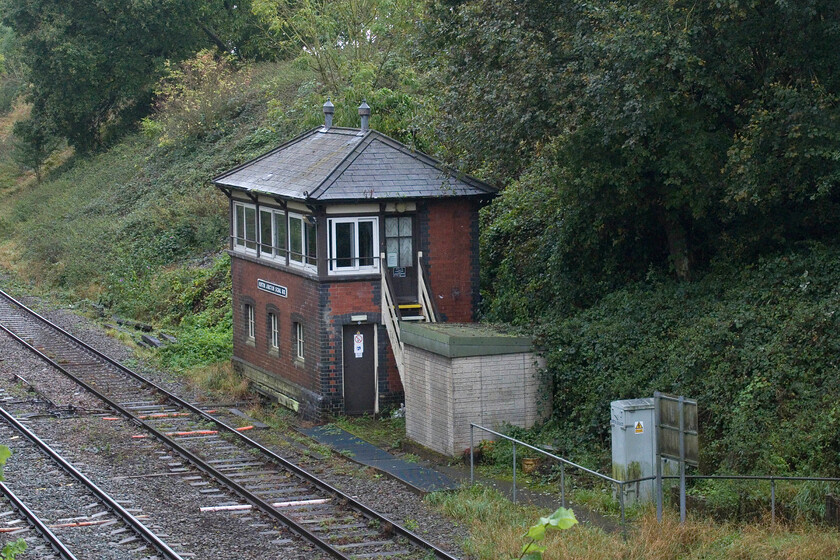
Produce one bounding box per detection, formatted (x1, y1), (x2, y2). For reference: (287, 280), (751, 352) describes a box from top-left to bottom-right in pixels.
(610, 398), (656, 503)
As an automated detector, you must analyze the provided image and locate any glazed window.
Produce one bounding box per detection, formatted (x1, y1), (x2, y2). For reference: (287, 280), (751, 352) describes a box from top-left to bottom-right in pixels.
(234, 202), (257, 252)
(385, 216), (412, 268)
(245, 304), (255, 340)
(328, 217), (379, 274)
(269, 313), (279, 350)
(259, 209), (288, 260)
(294, 322), (305, 360)
(289, 213), (317, 269)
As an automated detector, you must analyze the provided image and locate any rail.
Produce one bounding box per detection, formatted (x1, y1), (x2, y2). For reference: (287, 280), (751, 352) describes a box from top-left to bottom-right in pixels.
(380, 252), (405, 383)
(469, 423), (651, 536)
(0, 288), (456, 559)
(0, 481), (78, 560)
(417, 251), (437, 323)
(0, 406), (183, 560)
(470, 424), (840, 534)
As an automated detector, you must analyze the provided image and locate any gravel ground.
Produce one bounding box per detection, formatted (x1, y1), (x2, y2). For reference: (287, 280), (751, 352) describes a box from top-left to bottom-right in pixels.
(0, 294), (471, 558)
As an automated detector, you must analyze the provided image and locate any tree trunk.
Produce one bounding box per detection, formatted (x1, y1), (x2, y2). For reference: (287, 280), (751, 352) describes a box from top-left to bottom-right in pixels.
(662, 211), (692, 281)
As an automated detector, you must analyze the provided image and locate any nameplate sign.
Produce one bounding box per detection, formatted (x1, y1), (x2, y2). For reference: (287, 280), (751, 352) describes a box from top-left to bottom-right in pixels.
(258, 279), (287, 298)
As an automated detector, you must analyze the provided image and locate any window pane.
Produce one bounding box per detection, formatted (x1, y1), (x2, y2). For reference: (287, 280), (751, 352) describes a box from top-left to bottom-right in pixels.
(335, 222), (355, 268)
(244, 207), (257, 250)
(289, 217), (303, 263)
(235, 205), (245, 246)
(260, 210), (272, 255)
(274, 212), (287, 257)
(399, 217), (412, 237)
(359, 221), (374, 267)
(400, 237), (412, 267)
(385, 217), (398, 237)
(386, 238), (398, 267)
(306, 222), (317, 266)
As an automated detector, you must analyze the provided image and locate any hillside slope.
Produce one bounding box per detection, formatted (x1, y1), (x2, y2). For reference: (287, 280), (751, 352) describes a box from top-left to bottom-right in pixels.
(0, 61), (314, 368)
(541, 242), (840, 477)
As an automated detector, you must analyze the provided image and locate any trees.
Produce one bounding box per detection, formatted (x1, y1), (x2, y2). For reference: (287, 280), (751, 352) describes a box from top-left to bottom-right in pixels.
(426, 0), (840, 318)
(0, 0), (265, 152)
(12, 116), (59, 182)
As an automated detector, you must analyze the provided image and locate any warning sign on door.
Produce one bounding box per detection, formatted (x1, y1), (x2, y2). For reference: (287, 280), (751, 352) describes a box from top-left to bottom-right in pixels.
(353, 332), (364, 358)
(634, 421), (644, 434)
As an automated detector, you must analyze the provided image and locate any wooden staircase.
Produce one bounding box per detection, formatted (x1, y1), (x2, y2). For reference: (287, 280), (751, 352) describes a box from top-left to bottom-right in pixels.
(381, 252), (437, 384)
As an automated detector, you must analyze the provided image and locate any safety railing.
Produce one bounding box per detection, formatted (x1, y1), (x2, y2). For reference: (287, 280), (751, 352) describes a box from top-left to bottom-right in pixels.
(417, 251), (437, 323)
(470, 423), (652, 536)
(380, 253), (405, 383)
(470, 423), (840, 535)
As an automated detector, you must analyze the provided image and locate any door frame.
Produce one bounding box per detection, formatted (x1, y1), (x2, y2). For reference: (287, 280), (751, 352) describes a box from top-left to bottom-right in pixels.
(341, 322), (379, 415)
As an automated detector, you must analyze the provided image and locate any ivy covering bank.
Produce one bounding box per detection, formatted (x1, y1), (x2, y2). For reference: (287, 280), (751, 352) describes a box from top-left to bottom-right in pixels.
(541, 242), (840, 476)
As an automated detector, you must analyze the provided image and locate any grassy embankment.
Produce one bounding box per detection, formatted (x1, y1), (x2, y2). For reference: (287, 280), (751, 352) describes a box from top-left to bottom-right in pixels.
(0, 61), (313, 378)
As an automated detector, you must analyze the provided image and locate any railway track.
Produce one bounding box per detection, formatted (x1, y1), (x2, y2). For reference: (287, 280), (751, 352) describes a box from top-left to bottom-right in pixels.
(0, 403), (183, 560)
(1, 477), (72, 560)
(0, 289), (458, 560)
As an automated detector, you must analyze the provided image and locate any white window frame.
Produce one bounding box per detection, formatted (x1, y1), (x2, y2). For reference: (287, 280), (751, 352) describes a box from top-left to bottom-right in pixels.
(245, 304), (255, 340)
(233, 202), (258, 253)
(294, 322), (305, 360)
(269, 313), (279, 349)
(259, 208), (288, 262)
(288, 212), (317, 271)
(328, 216), (379, 275)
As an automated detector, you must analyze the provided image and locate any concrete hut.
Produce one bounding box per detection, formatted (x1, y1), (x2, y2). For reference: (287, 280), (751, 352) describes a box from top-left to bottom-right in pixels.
(213, 101), (497, 418)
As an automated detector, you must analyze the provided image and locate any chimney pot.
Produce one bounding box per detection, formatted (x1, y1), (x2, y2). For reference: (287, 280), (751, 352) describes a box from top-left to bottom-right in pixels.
(358, 100), (371, 132)
(323, 98), (334, 130)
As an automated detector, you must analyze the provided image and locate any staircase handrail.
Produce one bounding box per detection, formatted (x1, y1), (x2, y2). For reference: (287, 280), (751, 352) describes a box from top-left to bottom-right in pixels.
(380, 253), (405, 383)
(417, 251), (438, 323)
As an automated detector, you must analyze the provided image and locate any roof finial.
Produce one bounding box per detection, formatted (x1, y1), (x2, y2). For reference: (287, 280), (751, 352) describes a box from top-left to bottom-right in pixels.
(323, 98), (335, 130)
(358, 99), (371, 132)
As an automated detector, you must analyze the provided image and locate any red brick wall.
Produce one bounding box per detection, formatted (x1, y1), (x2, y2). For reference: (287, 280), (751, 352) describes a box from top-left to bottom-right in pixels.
(231, 256), (320, 393)
(426, 199), (479, 323)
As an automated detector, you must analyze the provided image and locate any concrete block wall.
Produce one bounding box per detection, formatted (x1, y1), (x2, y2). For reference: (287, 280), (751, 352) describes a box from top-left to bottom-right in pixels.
(404, 345), (546, 456)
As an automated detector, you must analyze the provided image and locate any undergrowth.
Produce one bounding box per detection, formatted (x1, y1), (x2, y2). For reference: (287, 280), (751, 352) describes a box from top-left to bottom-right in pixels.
(427, 485), (840, 560)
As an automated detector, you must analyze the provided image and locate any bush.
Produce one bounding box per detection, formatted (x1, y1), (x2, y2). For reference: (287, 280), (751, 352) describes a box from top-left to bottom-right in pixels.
(538, 241), (840, 477)
(145, 50), (253, 145)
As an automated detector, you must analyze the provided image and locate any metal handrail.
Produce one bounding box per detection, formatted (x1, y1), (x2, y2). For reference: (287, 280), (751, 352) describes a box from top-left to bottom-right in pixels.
(470, 423), (840, 533)
(380, 253), (405, 383)
(417, 251), (438, 322)
(470, 423), (636, 536)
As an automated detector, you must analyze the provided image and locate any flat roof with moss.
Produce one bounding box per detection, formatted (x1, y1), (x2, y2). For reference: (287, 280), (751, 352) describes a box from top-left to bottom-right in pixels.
(399, 322), (533, 358)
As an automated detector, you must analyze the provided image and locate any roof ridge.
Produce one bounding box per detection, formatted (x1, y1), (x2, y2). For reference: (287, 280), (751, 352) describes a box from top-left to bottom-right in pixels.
(308, 131), (374, 199)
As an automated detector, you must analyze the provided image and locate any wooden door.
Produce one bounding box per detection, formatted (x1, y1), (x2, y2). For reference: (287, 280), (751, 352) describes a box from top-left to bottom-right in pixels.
(343, 324), (376, 415)
(384, 215), (416, 303)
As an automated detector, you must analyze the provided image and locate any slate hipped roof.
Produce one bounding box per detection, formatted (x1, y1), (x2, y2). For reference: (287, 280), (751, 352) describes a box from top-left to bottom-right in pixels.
(212, 126), (497, 202)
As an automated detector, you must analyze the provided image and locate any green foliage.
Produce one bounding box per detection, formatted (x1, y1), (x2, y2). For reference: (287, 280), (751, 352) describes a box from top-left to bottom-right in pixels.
(0, 444), (10, 480)
(0, 539), (26, 560)
(0, 0), (264, 152)
(430, 0), (840, 304)
(539, 242), (840, 476)
(144, 50), (253, 146)
(252, 0), (422, 92)
(517, 507), (577, 560)
(11, 115), (59, 182)
(0, 24), (24, 114)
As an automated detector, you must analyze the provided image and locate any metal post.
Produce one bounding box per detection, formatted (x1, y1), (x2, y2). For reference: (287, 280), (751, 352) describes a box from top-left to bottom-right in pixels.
(620, 483), (627, 541)
(654, 392), (662, 523)
(512, 442), (517, 504)
(470, 424), (475, 486)
(771, 478), (776, 525)
(561, 463), (566, 508)
(679, 396), (686, 523)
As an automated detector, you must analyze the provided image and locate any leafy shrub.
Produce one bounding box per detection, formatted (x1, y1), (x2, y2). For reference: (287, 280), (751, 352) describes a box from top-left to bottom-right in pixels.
(146, 50), (253, 145)
(538, 241), (840, 477)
